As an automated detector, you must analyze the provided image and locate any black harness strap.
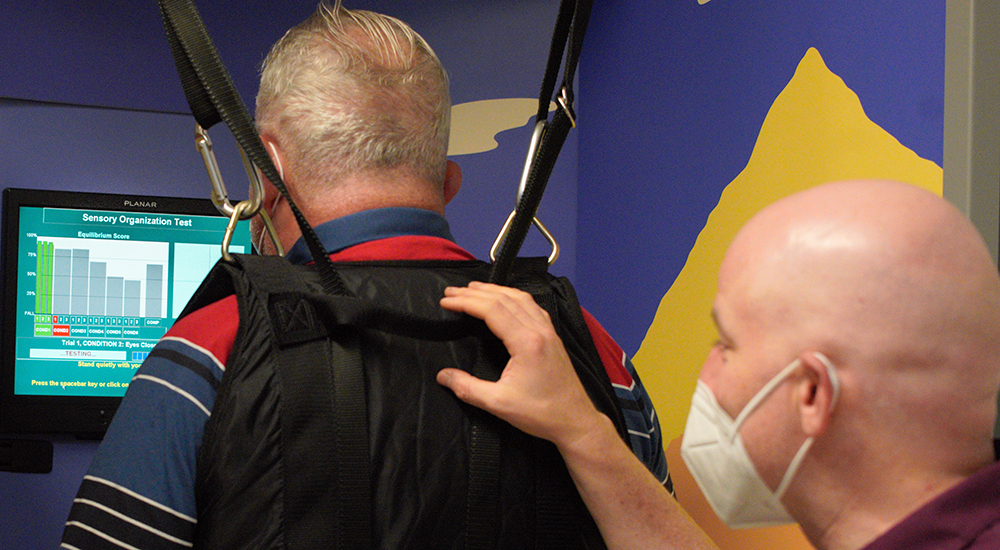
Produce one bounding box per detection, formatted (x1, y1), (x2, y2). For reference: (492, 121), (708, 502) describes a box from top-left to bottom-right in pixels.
(489, 0), (593, 285)
(328, 326), (372, 550)
(479, 1), (595, 546)
(238, 255), (371, 549)
(513, 261), (617, 550)
(464, 357), (504, 550)
(155, 3), (372, 544)
(155, 0), (347, 298)
(514, 274), (582, 550)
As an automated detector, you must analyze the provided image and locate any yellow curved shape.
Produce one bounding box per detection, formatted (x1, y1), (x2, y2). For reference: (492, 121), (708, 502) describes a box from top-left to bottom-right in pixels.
(448, 98), (542, 156)
(635, 47), (942, 441)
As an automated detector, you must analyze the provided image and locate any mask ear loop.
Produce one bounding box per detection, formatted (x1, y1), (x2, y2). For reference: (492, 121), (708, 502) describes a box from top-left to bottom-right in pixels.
(252, 140), (285, 256)
(730, 359), (805, 439)
(267, 141), (284, 181)
(773, 352), (841, 498)
(813, 352), (842, 409)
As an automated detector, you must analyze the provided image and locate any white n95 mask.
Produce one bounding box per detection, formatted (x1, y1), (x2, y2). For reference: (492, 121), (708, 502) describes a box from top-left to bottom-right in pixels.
(679, 352), (840, 529)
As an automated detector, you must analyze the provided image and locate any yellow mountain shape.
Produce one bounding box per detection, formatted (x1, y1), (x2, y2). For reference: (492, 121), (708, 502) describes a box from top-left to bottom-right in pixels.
(634, 47), (943, 444)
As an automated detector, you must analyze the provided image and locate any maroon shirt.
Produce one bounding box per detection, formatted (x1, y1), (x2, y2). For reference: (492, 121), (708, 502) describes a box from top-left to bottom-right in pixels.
(863, 447), (1000, 550)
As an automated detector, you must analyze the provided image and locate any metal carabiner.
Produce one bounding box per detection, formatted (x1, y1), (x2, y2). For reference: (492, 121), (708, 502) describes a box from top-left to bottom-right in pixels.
(220, 200), (285, 262)
(194, 124), (283, 257)
(489, 119), (560, 265)
(221, 201), (249, 263)
(556, 86), (576, 128)
(195, 124), (261, 218)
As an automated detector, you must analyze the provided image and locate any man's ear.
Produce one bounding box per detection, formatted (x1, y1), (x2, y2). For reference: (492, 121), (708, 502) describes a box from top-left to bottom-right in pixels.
(796, 352), (839, 437)
(443, 160), (462, 205)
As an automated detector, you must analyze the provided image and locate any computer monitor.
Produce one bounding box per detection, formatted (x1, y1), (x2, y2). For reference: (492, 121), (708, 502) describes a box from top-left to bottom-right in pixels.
(0, 187), (253, 436)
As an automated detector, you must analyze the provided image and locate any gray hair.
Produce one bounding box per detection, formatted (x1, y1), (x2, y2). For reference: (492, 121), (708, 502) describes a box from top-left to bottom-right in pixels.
(255, 0), (451, 188)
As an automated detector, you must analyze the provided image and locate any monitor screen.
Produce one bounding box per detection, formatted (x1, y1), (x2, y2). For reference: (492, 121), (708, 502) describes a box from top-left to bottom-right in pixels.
(1, 187), (253, 436)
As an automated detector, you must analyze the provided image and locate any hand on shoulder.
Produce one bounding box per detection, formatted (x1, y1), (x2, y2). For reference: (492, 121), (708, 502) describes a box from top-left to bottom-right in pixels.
(436, 282), (607, 450)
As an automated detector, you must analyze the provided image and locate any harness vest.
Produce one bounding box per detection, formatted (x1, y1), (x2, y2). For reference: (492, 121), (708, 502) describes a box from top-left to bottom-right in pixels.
(184, 254), (628, 549)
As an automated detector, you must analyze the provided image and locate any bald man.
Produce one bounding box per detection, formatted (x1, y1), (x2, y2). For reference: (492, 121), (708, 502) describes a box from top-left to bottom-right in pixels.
(437, 180), (1000, 549)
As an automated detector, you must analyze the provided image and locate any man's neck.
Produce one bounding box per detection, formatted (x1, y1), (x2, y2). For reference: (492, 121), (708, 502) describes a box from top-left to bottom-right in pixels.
(271, 184), (446, 255)
(798, 467), (971, 550)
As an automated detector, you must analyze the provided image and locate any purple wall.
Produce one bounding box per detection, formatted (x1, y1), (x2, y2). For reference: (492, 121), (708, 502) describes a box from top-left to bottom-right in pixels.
(0, 0), (945, 548)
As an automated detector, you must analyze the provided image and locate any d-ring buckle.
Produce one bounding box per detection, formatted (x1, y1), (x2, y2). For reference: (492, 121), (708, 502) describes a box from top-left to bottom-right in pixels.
(489, 120), (560, 265)
(489, 210), (560, 265)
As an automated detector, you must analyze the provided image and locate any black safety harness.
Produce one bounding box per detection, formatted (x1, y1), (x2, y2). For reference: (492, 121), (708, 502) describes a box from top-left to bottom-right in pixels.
(155, 1), (603, 548)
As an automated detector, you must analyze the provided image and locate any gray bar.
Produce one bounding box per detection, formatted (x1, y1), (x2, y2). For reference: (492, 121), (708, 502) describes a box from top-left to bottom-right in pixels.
(70, 249), (89, 315)
(145, 264), (163, 318)
(106, 277), (124, 317)
(123, 280), (141, 317)
(53, 248), (72, 315)
(89, 262), (107, 316)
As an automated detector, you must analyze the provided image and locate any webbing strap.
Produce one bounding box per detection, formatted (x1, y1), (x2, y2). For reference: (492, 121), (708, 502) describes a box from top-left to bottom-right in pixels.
(489, 0), (593, 285)
(535, 0), (591, 122)
(329, 328), (372, 550)
(516, 279), (579, 550)
(465, 356), (503, 550)
(238, 255), (371, 549)
(478, 2), (594, 544)
(535, 440), (584, 550)
(273, 314), (337, 549)
(155, 0), (348, 297)
(515, 267), (605, 550)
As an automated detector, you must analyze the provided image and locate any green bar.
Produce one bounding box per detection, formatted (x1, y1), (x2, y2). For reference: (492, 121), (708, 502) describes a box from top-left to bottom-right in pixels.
(44, 241), (54, 314)
(37, 241), (45, 314)
(35, 240), (42, 312)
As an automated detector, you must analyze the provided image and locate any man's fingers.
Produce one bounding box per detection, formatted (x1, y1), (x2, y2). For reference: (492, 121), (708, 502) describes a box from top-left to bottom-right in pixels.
(436, 368), (499, 413)
(441, 284), (538, 317)
(441, 283), (551, 330)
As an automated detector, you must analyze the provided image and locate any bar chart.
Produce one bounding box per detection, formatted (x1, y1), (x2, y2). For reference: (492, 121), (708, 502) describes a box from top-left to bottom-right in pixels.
(172, 242), (244, 315)
(35, 237), (168, 318)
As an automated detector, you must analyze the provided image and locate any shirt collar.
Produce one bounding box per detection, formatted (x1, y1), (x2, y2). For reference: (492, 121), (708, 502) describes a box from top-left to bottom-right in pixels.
(861, 453), (1000, 549)
(285, 207), (456, 265)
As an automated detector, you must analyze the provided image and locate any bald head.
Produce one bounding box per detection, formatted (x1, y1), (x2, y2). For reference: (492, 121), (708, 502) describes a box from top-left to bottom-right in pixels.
(719, 180), (1000, 454)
